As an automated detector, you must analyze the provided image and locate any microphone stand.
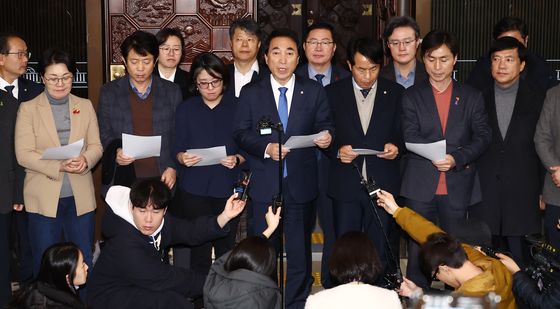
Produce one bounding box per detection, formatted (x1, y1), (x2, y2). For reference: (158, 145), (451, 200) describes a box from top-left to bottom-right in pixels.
(352, 163), (403, 290)
(273, 122), (285, 305)
(259, 119), (285, 306)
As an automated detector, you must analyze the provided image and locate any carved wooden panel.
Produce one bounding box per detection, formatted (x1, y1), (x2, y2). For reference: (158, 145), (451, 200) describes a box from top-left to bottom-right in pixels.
(104, 0), (254, 81)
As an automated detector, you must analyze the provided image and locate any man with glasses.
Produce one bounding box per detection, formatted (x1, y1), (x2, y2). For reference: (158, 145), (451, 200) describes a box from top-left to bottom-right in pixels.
(295, 22), (349, 289)
(296, 22), (350, 86)
(227, 17), (269, 98)
(326, 37), (404, 287)
(375, 190), (516, 309)
(381, 16), (428, 88)
(98, 30), (181, 192)
(0, 33), (43, 304)
(155, 28), (192, 100)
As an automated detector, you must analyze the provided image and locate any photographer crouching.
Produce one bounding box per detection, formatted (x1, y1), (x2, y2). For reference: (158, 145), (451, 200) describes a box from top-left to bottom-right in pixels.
(497, 239), (560, 308)
(376, 190), (516, 309)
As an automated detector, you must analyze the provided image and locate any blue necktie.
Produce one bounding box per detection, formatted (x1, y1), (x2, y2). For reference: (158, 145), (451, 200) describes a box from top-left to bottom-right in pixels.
(278, 87), (289, 177)
(315, 74), (325, 86)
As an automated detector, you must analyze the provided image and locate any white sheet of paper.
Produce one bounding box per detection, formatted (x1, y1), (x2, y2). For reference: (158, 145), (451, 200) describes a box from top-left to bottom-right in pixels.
(284, 131), (327, 149)
(41, 139), (84, 160)
(122, 134), (161, 159)
(353, 148), (387, 155)
(405, 139), (446, 161)
(187, 146), (227, 167)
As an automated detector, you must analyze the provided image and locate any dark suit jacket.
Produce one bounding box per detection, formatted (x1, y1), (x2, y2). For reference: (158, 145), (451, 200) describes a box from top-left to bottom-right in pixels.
(0, 90), (24, 214)
(467, 50), (558, 93)
(295, 63), (350, 85)
(233, 75), (334, 203)
(0, 78), (42, 214)
(471, 80), (545, 235)
(17, 77), (44, 102)
(155, 67), (193, 100)
(326, 77), (404, 201)
(88, 207), (228, 309)
(226, 62), (270, 98)
(379, 60), (428, 86)
(98, 75), (182, 177)
(400, 80), (491, 208)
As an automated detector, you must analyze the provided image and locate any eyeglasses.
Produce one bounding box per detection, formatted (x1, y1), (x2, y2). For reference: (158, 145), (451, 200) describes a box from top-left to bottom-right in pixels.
(3, 51), (31, 59)
(159, 45), (181, 54)
(387, 39), (417, 48)
(197, 79), (222, 89)
(305, 40), (334, 48)
(43, 75), (73, 85)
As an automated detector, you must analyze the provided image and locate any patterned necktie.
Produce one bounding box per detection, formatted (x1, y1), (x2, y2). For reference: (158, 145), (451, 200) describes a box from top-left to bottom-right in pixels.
(148, 232), (161, 252)
(360, 88), (371, 98)
(315, 74), (325, 86)
(278, 87), (289, 178)
(4, 85), (15, 98)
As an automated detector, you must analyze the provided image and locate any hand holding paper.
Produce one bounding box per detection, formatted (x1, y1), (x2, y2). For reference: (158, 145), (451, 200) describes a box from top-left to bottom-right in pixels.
(405, 140), (446, 161)
(339, 145), (358, 163)
(185, 146), (227, 166)
(284, 131), (328, 149)
(313, 130), (331, 148)
(41, 139), (84, 160)
(122, 133), (161, 160)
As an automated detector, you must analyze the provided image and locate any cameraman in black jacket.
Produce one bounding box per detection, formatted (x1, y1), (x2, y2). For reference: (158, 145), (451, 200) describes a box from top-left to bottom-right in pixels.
(497, 253), (560, 308)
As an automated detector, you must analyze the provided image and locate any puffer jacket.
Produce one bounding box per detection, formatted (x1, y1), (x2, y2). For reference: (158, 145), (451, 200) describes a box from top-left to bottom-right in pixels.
(204, 251), (281, 309)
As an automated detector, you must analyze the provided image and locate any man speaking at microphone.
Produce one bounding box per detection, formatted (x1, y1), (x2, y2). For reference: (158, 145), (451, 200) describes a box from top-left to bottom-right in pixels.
(233, 28), (333, 309)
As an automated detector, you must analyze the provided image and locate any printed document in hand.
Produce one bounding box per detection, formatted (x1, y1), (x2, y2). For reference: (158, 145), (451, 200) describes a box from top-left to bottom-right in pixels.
(186, 146), (227, 166)
(122, 133), (161, 159)
(284, 131), (328, 149)
(353, 148), (387, 155)
(405, 140), (446, 161)
(41, 139), (84, 160)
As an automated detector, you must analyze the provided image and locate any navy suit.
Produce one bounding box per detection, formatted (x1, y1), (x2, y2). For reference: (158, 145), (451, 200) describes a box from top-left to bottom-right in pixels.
(400, 80), (491, 286)
(294, 63), (349, 288)
(295, 63), (350, 84)
(5, 78), (42, 288)
(379, 61), (428, 86)
(98, 75), (182, 186)
(327, 77), (404, 281)
(234, 75), (333, 308)
(88, 207), (228, 309)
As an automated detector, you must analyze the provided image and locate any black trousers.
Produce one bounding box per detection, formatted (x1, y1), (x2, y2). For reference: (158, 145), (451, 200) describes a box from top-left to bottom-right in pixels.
(170, 189), (238, 275)
(0, 213), (11, 307)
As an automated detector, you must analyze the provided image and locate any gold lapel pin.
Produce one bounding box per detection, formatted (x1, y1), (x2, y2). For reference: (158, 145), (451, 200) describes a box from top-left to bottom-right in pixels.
(300, 90), (304, 95)
(383, 91), (387, 94)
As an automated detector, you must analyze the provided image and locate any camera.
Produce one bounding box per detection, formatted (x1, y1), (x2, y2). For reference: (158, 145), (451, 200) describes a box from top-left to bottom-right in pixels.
(524, 236), (560, 292)
(233, 171), (252, 201)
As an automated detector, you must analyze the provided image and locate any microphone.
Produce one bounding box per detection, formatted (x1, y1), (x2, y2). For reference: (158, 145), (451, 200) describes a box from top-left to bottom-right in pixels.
(257, 116), (282, 135)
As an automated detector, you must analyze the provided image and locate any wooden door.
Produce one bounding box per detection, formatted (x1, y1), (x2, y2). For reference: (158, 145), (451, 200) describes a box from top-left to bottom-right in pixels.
(104, 0), (255, 81)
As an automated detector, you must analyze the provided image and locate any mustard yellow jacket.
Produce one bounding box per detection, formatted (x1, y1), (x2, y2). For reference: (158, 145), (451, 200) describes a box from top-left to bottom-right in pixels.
(394, 207), (516, 309)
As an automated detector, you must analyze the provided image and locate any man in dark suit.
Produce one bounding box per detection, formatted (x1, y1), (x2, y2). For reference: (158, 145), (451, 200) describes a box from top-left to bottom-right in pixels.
(400, 30), (491, 288)
(227, 18), (269, 98)
(88, 179), (245, 309)
(0, 33), (43, 295)
(470, 37), (545, 267)
(98, 30), (182, 191)
(234, 29), (333, 309)
(467, 16), (558, 93)
(326, 37), (404, 284)
(380, 15), (428, 88)
(155, 28), (193, 100)
(294, 21), (350, 289)
(295, 22), (350, 85)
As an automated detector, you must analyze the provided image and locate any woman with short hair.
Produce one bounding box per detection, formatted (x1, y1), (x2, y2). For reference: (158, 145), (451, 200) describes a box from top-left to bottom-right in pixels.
(305, 231), (402, 308)
(15, 48), (102, 276)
